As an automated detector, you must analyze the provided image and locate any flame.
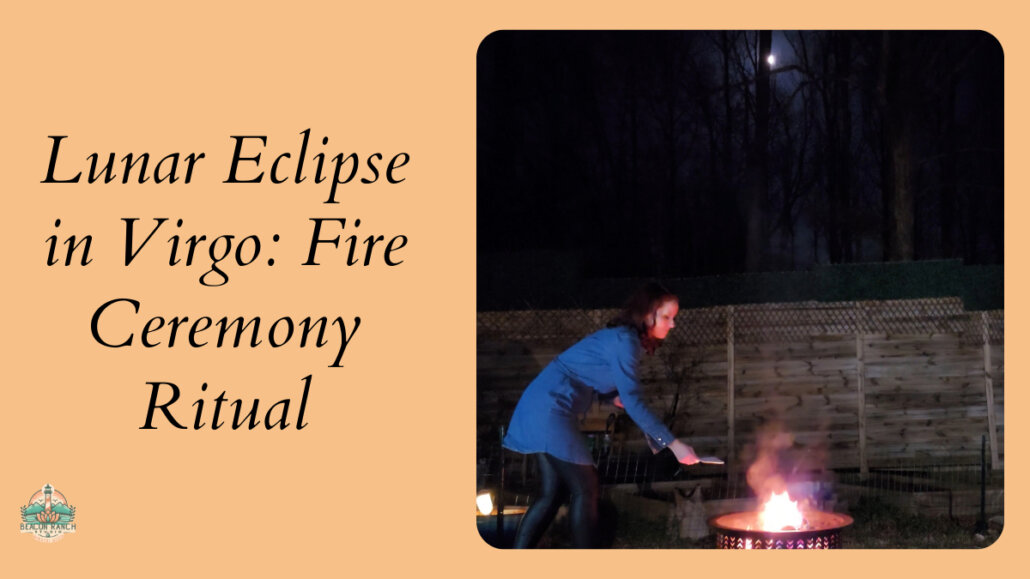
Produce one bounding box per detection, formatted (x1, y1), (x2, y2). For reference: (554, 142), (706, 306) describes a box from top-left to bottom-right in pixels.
(759, 491), (804, 531)
(476, 492), (494, 515)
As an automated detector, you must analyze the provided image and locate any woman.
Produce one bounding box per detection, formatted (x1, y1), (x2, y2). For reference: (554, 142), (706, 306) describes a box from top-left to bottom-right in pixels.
(502, 282), (699, 548)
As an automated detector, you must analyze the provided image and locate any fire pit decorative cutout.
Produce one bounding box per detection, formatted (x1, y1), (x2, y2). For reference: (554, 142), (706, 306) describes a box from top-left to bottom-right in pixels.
(709, 509), (854, 549)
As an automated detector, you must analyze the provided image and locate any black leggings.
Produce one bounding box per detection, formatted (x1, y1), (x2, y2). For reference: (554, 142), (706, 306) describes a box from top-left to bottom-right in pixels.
(513, 453), (600, 548)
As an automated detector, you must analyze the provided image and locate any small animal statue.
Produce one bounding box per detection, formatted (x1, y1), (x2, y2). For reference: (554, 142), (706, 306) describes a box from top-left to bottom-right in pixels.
(670, 485), (708, 541)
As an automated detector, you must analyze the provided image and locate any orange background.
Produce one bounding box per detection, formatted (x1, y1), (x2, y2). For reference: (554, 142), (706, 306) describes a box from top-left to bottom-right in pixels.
(0, 1), (1021, 577)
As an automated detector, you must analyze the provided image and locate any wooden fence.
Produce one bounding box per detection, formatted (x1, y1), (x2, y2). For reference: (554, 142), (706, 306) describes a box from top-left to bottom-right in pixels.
(477, 298), (1004, 472)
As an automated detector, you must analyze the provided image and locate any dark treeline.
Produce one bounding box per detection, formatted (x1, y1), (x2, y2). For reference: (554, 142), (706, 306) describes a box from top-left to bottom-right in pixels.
(477, 31), (1002, 280)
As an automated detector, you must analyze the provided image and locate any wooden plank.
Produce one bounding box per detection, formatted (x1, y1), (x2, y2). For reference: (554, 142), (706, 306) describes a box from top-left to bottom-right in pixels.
(734, 393), (860, 413)
(864, 442), (987, 457)
(865, 392), (996, 411)
(734, 413), (860, 429)
(864, 350), (975, 361)
(863, 415), (992, 432)
(734, 364), (858, 383)
(727, 306), (735, 469)
(857, 329), (868, 477)
(735, 339), (859, 359)
(864, 376), (982, 393)
(736, 380), (855, 398)
(867, 406), (992, 422)
(864, 362), (985, 379)
(864, 427), (992, 446)
(864, 335), (969, 349)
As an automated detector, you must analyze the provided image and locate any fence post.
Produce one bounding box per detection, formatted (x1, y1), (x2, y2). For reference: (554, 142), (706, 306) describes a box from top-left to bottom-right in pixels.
(497, 425), (505, 540)
(981, 312), (1000, 470)
(977, 435), (988, 533)
(856, 303), (868, 480)
(726, 306), (735, 473)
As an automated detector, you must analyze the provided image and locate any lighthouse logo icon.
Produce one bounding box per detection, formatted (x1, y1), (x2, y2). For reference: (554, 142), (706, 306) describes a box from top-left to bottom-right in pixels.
(20, 483), (76, 543)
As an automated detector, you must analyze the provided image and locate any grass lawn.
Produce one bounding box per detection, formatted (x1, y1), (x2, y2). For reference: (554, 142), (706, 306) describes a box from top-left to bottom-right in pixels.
(842, 497), (999, 549)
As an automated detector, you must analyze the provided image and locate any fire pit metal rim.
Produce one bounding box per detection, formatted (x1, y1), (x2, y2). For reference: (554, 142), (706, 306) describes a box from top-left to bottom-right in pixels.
(708, 510), (855, 549)
(708, 510), (854, 532)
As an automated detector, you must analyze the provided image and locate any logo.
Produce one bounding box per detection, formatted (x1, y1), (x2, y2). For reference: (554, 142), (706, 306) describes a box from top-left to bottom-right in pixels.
(20, 483), (76, 543)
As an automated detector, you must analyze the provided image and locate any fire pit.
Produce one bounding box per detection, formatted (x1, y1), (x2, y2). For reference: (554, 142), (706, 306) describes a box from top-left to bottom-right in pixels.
(710, 510), (854, 549)
(709, 491), (853, 549)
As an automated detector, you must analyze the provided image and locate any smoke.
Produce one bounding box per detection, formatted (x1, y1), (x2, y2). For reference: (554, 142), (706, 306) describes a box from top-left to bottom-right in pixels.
(745, 421), (834, 510)
(745, 422), (795, 501)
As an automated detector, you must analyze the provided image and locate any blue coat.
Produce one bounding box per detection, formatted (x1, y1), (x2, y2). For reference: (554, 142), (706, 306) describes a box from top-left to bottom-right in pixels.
(502, 326), (676, 465)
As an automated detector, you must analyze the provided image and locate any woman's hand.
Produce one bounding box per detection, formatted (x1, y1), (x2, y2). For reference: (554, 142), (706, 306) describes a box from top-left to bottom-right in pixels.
(667, 439), (700, 465)
(613, 396), (624, 409)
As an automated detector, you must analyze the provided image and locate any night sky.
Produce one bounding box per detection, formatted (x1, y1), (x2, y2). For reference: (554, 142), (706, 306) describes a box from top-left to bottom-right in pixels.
(477, 31), (1002, 296)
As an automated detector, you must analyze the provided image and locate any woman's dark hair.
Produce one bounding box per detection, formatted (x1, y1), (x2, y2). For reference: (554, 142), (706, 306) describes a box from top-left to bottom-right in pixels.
(607, 281), (679, 354)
